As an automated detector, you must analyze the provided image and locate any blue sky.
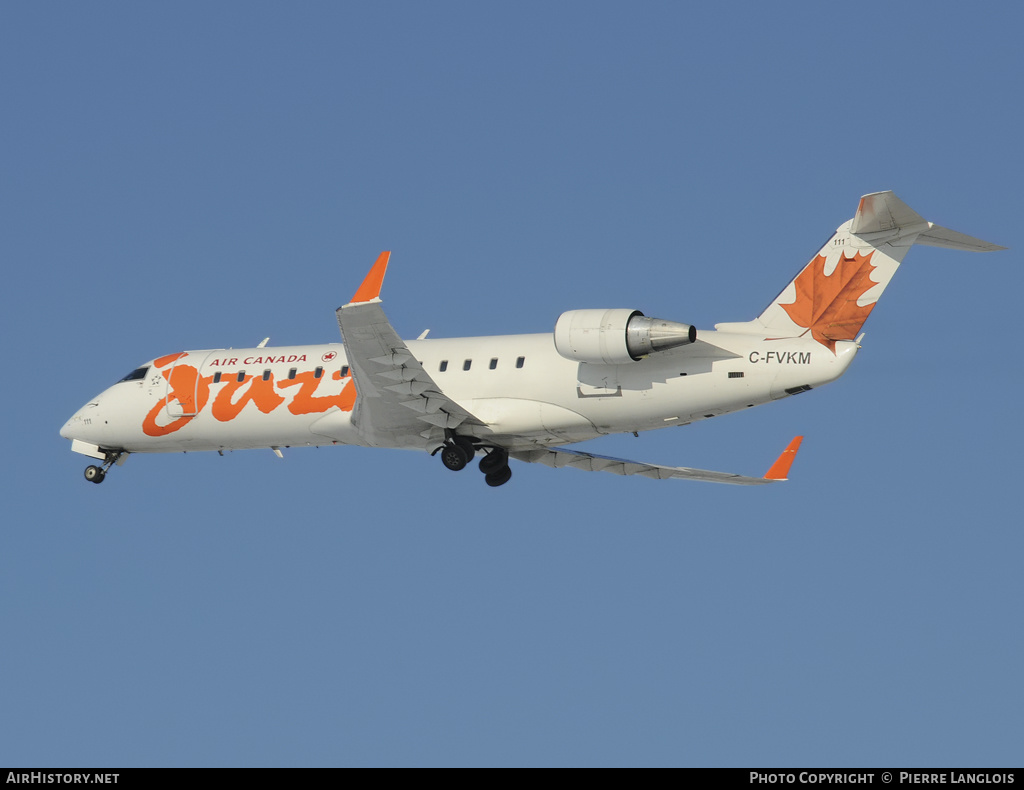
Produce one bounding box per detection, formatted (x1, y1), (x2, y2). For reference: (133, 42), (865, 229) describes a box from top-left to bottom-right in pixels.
(3, 2), (1022, 767)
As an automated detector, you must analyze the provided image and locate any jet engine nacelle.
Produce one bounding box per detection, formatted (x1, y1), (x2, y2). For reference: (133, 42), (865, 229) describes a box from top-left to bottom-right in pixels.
(553, 309), (697, 365)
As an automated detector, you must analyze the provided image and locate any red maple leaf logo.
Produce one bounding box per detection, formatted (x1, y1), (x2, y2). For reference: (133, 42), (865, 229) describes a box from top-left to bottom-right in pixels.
(780, 251), (878, 352)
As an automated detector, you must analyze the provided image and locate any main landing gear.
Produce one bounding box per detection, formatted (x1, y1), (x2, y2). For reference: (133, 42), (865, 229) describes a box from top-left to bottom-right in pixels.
(83, 451), (125, 485)
(439, 436), (476, 471)
(479, 447), (512, 487)
(433, 435), (513, 487)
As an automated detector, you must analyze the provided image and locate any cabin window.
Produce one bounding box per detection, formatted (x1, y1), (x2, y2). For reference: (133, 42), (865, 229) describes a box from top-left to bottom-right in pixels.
(288, 368), (297, 380)
(516, 356), (525, 369)
(118, 366), (149, 383)
(489, 358), (498, 370)
(237, 371), (246, 382)
(439, 360), (448, 372)
(463, 359), (472, 371)
(315, 366), (323, 379)
(340, 365), (349, 377)
(213, 372), (222, 384)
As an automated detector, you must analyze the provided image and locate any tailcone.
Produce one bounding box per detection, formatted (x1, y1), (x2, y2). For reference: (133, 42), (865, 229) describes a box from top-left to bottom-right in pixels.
(626, 316), (697, 358)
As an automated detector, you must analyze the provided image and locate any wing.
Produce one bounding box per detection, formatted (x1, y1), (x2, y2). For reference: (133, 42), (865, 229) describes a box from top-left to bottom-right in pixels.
(509, 436), (803, 486)
(335, 252), (484, 448)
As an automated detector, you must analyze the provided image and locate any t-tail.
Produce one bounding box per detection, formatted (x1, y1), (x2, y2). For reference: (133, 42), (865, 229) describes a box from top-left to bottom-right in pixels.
(716, 191), (1006, 351)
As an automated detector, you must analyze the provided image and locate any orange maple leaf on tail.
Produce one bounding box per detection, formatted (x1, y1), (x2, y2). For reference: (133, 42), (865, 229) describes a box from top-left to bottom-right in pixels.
(780, 251), (878, 352)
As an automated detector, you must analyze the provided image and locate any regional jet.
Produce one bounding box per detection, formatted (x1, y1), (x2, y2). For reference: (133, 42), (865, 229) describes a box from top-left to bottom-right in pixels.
(60, 191), (1003, 487)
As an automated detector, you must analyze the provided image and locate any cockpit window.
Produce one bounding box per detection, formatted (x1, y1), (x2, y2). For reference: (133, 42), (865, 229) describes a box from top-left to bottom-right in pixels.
(119, 366), (149, 383)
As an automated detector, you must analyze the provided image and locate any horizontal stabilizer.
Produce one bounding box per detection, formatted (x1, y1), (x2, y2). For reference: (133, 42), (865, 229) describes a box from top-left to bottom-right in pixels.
(915, 224), (1007, 252)
(851, 191), (1005, 250)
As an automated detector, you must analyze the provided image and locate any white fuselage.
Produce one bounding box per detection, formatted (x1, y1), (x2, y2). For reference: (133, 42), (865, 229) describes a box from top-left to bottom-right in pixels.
(61, 191), (1004, 485)
(61, 329), (857, 456)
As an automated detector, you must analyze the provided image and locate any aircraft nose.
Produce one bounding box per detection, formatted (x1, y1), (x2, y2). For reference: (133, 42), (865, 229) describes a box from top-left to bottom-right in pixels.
(60, 402), (101, 441)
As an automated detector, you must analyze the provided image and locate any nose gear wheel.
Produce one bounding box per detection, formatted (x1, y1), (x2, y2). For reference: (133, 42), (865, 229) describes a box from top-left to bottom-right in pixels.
(84, 465), (105, 484)
(83, 451), (125, 485)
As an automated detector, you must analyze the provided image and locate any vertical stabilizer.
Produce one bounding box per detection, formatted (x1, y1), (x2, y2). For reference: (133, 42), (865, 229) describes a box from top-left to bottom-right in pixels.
(715, 191), (1005, 351)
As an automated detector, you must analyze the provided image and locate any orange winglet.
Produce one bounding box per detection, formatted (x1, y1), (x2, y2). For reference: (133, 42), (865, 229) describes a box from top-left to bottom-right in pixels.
(349, 251), (391, 303)
(764, 436), (803, 481)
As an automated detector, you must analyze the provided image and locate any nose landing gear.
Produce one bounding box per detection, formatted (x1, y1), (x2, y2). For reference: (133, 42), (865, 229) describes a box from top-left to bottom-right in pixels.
(83, 451), (125, 485)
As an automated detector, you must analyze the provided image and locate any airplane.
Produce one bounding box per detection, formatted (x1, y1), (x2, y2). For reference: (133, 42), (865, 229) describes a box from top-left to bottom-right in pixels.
(60, 191), (1004, 487)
